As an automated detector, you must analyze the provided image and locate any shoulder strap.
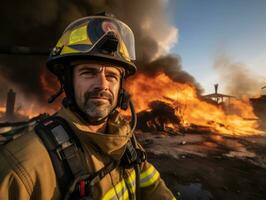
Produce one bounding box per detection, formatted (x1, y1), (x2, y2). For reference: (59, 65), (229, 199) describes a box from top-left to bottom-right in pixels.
(34, 116), (87, 196)
(120, 136), (147, 169)
(34, 116), (118, 200)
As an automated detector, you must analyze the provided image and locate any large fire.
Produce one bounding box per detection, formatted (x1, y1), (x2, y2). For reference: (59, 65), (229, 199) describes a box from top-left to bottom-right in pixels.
(126, 73), (264, 136)
(1, 70), (264, 136)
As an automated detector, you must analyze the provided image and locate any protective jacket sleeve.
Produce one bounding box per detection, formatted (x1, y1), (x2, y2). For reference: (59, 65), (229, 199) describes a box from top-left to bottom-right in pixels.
(0, 148), (31, 200)
(0, 131), (61, 200)
(140, 160), (180, 200)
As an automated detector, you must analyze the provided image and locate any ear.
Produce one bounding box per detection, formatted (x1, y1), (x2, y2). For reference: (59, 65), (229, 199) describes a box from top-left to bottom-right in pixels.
(118, 88), (130, 110)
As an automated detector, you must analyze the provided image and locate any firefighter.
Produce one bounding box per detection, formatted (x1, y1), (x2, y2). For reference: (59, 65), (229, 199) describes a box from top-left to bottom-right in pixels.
(0, 13), (179, 200)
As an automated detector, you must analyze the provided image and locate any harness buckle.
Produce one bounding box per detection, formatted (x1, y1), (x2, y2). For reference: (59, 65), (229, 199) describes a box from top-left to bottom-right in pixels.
(56, 141), (78, 160)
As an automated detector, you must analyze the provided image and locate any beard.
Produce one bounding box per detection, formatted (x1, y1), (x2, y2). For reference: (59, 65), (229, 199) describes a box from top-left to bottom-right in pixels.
(80, 89), (116, 121)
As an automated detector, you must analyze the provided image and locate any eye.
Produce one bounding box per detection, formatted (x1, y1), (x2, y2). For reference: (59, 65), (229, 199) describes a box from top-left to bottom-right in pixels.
(106, 73), (119, 82)
(80, 69), (97, 77)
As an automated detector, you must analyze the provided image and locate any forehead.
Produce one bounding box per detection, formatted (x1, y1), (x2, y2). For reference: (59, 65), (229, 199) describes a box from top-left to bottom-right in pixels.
(73, 60), (122, 74)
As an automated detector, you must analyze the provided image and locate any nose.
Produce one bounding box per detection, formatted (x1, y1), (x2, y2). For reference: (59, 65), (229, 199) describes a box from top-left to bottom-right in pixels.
(94, 71), (108, 90)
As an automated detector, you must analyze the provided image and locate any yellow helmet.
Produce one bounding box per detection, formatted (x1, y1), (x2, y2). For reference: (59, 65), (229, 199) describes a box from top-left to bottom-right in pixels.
(47, 15), (137, 77)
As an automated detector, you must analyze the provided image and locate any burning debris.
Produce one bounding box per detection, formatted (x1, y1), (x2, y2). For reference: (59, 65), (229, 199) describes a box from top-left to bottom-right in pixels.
(127, 73), (264, 136)
(137, 101), (180, 133)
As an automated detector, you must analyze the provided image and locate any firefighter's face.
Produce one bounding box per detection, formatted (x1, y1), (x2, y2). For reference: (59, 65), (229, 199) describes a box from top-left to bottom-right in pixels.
(73, 61), (122, 122)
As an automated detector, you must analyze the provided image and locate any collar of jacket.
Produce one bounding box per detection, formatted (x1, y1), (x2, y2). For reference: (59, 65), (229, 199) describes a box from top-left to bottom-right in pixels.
(56, 107), (132, 161)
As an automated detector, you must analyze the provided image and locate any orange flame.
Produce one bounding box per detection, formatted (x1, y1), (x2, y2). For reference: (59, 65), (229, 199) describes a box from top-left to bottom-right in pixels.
(0, 106), (5, 112)
(16, 104), (52, 119)
(0, 104), (53, 120)
(1, 68), (263, 137)
(126, 73), (264, 136)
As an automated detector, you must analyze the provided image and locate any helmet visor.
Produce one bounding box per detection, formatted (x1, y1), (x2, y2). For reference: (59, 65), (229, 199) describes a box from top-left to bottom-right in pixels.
(57, 16), (136, 61)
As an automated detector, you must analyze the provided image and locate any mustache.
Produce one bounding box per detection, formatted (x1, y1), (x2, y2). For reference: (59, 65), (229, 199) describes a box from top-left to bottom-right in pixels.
(84, 89), (114, 104)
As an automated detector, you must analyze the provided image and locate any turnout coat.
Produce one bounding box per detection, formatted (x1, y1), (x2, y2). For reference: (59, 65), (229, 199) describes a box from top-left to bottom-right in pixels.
(0, 107), (176, 200)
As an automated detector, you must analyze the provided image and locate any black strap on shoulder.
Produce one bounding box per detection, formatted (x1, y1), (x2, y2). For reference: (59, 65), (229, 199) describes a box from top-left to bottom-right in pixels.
(120, 137), (147, 169)
(34, 116), (87, 196)
(34, 116), (119, 200)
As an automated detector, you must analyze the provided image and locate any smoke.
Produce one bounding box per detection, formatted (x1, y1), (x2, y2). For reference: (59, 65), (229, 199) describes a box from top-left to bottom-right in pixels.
(138, 55), (202, 93)
(0, 0), (94, 104)
(0, 0), (201, 108)
(214, 54), (266, 97)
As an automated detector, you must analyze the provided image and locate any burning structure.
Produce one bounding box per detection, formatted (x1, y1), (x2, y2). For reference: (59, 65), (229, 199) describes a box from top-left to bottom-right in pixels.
(203, 84), (235, 105)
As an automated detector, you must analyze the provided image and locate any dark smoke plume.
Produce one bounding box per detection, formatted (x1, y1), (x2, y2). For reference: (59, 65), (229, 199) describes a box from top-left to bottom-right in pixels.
(138, 55), (202, 93)
(214, 54), (266, 97)
(0, 0), (201, 108)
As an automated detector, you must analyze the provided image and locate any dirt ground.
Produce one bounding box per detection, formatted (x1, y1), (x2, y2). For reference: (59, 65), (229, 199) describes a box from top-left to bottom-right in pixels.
(137, 132), (266, 200)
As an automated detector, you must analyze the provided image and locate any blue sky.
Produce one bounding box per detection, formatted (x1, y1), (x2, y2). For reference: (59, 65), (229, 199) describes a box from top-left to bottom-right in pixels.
(167, 0), (266, 94)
